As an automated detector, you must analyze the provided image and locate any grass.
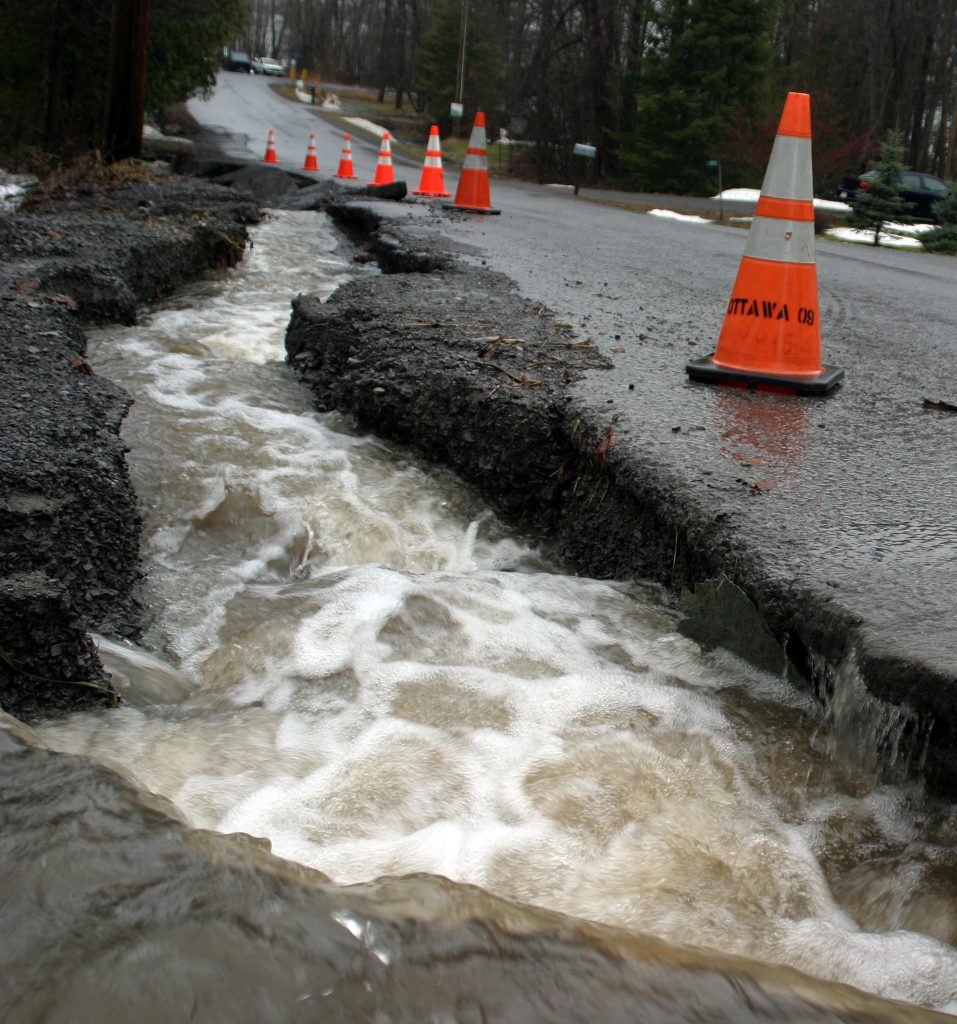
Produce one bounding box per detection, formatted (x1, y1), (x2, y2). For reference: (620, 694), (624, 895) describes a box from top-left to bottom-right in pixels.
(271, 83), (301, 103)
(441, 137), (510, 166)
(583, 196), (729, 224)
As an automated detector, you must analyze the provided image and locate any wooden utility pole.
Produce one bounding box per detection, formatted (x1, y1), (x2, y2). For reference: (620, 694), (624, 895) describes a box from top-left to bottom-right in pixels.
(453, 0), (469, 137)
(104, 0), (151, 161)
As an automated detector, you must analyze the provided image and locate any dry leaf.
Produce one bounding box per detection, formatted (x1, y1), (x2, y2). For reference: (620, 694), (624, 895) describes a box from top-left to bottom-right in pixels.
(923, 398), (957, 413)
(70, 355), (93, 375)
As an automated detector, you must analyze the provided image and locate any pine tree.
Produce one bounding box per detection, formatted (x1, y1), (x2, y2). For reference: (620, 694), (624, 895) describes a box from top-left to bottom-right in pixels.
(417, 0), (505, 136)
(845, 131), (916, 247)
(621, 0), (775, 194)
(0, 0), (246, 167)
(148, 0), (249, 117)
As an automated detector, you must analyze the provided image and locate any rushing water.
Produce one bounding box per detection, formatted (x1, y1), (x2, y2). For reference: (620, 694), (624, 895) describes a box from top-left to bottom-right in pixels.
(31, 209), (957, 1015)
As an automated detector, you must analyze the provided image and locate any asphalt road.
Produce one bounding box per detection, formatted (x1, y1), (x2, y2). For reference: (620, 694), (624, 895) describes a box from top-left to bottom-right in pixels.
(191, 71), (424, 178)
(196, 72), (765, 216)
(188, 73), (957, 758)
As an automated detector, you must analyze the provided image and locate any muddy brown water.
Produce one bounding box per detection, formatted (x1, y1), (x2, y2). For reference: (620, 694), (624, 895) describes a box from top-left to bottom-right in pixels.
(6, 210), (957, 1021)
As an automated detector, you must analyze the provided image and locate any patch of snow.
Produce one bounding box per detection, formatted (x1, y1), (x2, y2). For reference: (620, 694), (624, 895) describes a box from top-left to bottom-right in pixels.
(648, 208), (711, 224)
(343, 117), (388, 137)
(0, 180), (30, 211)
(141, 125), (194, 152)
(714, 188), (851, 212)
(825, 226), (924, 249)
(884, 221), (935, 236)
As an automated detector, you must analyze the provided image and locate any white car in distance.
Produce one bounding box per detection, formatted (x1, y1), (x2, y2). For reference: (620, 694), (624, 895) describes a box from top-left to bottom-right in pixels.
(253, 57), (285, 77)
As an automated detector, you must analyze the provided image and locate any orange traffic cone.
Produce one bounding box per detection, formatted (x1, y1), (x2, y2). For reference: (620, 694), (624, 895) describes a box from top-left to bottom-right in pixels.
(302, 133), (319, 172)
(262, 130), (279, 164)
(686, 92), (843, 395)
(366, 132), (395, 186)
(446, 112), (500, 214)
(336, 134), (358, 180)
(412, 125), (451, 197)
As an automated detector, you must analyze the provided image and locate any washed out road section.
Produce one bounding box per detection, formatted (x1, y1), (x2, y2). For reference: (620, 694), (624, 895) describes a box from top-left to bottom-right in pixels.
(284, 189), (957, 791)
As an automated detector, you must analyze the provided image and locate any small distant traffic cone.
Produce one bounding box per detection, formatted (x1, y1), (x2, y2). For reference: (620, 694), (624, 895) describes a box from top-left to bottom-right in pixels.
(262, 130), (279, 164)
(302, 133), (319, 172)
(686, 92), (843, 395)
(366, 132), (395, 186)
(335, 134), (358, 180)
(446, 112), (500, 215)
(412, 125), (451, 198)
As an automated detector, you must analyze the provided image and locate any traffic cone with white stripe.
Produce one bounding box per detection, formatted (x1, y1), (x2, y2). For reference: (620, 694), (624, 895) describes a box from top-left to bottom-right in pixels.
(262, 130), (279, 164)
(412, 125), (451, 197)
(335, 134), (358, 180)
(302, 133), (319, 172)
(686, 93), (843, 394)
(446, 112), (500, 214)
(366, 131), (395, 186)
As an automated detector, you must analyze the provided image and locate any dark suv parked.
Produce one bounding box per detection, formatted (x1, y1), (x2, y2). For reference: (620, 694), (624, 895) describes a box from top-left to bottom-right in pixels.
(836, 169), (950, 221)
(223, 51), (254, 73)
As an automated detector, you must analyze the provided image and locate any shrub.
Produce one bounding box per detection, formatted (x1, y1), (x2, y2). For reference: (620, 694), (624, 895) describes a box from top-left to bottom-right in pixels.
(922, 224), (957, 254)
(921, 181), (957, 254)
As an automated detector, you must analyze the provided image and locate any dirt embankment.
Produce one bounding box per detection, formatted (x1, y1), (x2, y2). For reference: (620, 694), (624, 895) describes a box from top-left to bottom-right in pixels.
(0, 172), (260, 718)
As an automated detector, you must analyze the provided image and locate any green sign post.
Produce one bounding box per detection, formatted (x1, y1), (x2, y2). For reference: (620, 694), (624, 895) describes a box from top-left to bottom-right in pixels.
(706, 158), (723, 223)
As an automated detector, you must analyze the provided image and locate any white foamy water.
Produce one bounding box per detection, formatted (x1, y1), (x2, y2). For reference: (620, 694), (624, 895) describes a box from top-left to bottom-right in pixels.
(38, 209), (957, 1013)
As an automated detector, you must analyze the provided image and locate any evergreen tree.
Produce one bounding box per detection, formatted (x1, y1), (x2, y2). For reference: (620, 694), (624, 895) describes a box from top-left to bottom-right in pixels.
(149, 0), (249, 117)
(0, 0), (246, 167)
(620, 0), (775, 194)
(845, 131), (916, 246)
(417, 0), (505, 136)
(921, 181), (957, 255)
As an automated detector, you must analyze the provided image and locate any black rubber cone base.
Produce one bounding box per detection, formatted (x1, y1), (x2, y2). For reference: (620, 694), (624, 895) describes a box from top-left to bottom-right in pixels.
(686, 355), (844, 395)
(442, 204), (501, 214)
